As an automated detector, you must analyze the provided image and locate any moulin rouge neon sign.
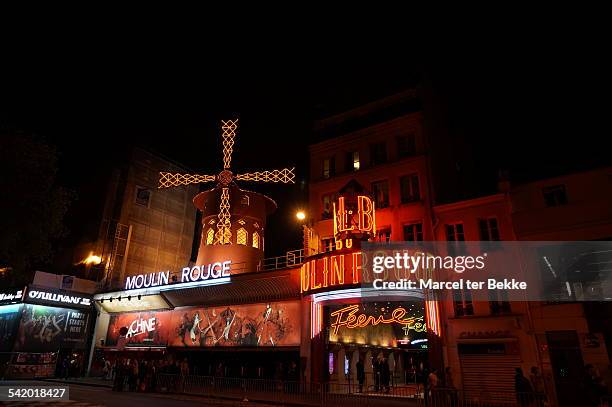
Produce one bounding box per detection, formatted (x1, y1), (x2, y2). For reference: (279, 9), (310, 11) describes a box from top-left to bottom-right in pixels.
(332, 195), (376, 250)
(329, 304), (426, 335)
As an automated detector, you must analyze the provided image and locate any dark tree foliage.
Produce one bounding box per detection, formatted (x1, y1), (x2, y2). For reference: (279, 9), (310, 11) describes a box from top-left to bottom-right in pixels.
(0, 132), (74, 285)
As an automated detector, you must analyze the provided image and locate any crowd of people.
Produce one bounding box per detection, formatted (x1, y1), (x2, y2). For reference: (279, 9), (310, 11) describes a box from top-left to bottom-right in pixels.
(103, 357), (189, 392)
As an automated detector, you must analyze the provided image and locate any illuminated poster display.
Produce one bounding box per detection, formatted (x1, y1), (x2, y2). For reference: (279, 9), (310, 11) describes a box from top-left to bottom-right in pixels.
(169, 301), (300, 347)
(105, 301), (301, 348)
(106, 311), (172, 347)
(0, 304), (23, 351)
(327, 302), (427, 349)
(13, 304), (90, 352)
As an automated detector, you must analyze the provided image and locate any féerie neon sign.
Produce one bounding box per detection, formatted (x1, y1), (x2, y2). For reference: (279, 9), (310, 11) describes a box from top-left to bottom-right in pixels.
(329, 304), (426, 335)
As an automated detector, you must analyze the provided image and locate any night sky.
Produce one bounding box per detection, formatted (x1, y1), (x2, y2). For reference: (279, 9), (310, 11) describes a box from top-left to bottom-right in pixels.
(1, 39), (608, 261)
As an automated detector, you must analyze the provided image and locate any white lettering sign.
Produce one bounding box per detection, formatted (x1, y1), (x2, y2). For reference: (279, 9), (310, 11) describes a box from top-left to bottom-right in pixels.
(27, 290), (91, 306)
(0, 289), (23, 303)
(125, 260), (231, 290)
(126, 317), (156, 338)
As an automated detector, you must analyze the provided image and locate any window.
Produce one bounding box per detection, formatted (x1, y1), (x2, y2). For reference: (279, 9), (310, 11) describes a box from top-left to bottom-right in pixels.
(205, 228), (214, 245)
(397, 134), (416, 158)
(371, 180), (389, 209)
(237, 228), (247, 245)
(479, 218), (500, 241)
(400, 174), (420, 203)
(323, 157), (335, 179)
(321, 238), (335, 253)
(346, 151), (360, 172)
(446, 223), (465, 241)
(322, 194), (333, 219)
(135, 186), (151, 207)
(543, 185), (567, 207)
(489, 289), (511, 314)
(252, 232), (260, 249)
(370, 142), (387, 166)
(376, 228), (392, 243)
(446, 223), (466, 255)
(403, 223), (423, 241)
(453, 290), (474, 317)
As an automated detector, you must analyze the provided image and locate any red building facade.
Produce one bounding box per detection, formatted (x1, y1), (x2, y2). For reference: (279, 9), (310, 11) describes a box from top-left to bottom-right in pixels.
(305, 91), (612, 406)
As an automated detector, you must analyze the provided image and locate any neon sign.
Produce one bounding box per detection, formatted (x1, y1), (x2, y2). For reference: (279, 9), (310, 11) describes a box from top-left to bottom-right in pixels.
(0, 288), (24, 305)
(300, 252), (362, 294)
(125, 260), (231, 290)
(27, 289), (91, 307)
(333, 195), (376, 238)
(329, 304), (426, 335)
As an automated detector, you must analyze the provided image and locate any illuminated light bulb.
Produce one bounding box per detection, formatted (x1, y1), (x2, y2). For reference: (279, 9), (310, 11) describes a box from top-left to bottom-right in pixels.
(83, 252), (102, 266)
(296, 211), (306, 221)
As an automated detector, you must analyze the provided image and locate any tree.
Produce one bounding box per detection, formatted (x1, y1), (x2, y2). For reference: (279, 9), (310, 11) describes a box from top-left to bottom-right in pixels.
(0, 132), (74, 285)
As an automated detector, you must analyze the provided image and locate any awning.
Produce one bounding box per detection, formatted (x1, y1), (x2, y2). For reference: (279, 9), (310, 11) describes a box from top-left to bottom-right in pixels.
(163, 267), (301, 307)
(94, 267), (301, 311)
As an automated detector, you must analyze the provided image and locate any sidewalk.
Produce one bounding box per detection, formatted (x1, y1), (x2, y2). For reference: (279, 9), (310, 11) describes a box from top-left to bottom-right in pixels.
(42, 376), (113, 388)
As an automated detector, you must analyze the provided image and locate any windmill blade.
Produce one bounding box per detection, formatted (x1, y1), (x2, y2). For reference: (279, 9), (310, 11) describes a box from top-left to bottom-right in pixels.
(158, 172), (216, 189)
(221, 119), (238, 170)
(235, 167), (295, 184)
(215, 187), (232, 244)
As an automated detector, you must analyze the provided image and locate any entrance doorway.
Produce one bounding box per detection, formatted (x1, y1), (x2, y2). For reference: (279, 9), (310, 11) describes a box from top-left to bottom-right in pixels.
(547, 331), (585, 407)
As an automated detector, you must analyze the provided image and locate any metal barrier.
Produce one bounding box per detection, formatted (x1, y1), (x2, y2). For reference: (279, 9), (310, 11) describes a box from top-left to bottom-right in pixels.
(156, 374), (422, 406)
(154, 375), (550, 406)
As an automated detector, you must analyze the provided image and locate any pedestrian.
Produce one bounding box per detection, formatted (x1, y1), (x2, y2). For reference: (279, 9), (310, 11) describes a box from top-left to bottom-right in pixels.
(428, 368), (439, 403)
(515, 368), (534, 407)
(356, 356), (365, 393)
(103, 359), (111, 380)
(180, 358), (189, 376)
(380, 357), (390, 393)
(372, 356), (379, 392)
(584, 364), (607, 407)
(113, 359), (125, 392)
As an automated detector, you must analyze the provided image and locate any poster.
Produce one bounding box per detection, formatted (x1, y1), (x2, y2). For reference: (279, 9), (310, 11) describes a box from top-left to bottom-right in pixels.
(0, 304), (23, 352)
(13, 305), (89, 352)
(169, 301), (300, 347)
(105, 301), (301, 348)
(106, 311), (172, 347)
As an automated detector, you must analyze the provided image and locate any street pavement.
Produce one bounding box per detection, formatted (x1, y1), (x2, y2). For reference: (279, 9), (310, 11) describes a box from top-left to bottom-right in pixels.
(0, 381), (270, 406)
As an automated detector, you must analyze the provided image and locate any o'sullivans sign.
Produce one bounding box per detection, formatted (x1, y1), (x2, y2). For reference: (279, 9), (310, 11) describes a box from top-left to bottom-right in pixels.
(125, 260), (231, 290)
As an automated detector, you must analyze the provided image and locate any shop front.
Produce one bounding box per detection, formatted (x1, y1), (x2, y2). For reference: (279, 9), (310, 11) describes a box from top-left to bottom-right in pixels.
(90, 264), (303, 380)
(0, 285), (93, 379)
(299, 187), (442, 394)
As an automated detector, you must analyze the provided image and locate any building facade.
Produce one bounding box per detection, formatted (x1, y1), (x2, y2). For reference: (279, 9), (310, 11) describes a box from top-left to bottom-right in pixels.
(93, 147), (199, 289)
(305, 92), (612, 406)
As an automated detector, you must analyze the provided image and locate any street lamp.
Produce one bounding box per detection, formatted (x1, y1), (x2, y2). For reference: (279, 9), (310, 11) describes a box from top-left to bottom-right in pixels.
(296, 211), (306, 221)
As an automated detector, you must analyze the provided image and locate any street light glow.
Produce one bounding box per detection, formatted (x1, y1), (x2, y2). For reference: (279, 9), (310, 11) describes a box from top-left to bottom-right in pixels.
(296, 211), (306, 221)
(84, 253), (102, 265)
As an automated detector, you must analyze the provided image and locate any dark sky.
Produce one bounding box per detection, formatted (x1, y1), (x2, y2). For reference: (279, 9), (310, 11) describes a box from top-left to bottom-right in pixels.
(1, 37), (608, 259)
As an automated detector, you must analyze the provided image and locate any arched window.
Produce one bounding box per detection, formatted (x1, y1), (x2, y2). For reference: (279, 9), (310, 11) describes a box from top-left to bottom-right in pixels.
(206, 228), (214, 245)
(252, 231), (260, 249)
(237, 228), (248, 245)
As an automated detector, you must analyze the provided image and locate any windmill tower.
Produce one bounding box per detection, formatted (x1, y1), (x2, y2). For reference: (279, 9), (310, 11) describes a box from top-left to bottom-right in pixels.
(158, 119), (295, 273)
